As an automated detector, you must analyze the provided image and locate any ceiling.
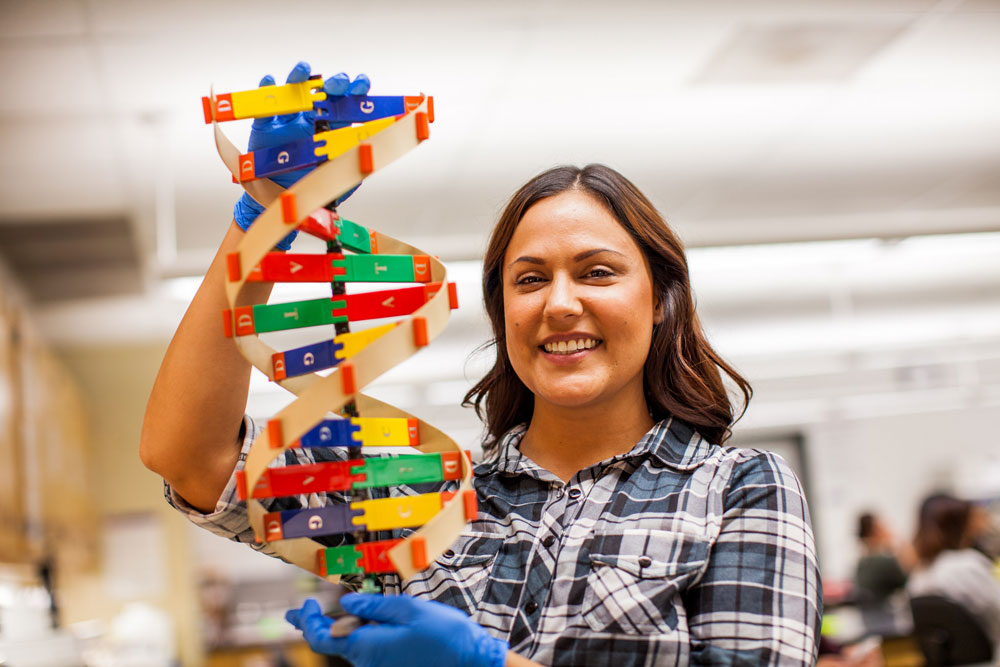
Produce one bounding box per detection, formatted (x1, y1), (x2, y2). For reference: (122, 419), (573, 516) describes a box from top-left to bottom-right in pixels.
(1, 0), (999, 436)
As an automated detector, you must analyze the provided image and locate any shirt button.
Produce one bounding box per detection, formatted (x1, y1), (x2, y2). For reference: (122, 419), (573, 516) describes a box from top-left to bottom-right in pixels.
(638, 556), (652, 568)
(443, 549), (455, 559)
(568, 488), (582, 500)
(542, 535), (555, 547)
(524, 600), (538, 614)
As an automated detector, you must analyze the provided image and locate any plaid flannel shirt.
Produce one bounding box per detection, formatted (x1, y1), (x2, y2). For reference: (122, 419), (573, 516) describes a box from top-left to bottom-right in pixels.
(167, 415), (822, 666)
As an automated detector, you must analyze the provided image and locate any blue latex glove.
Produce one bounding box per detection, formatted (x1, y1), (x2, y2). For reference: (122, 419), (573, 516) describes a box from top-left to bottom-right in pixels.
(233, 61), (371, 250)
(285, 595), (508, 667)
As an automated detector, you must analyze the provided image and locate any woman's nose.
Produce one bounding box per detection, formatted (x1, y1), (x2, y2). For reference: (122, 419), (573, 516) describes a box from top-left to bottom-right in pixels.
(543, 274), (583, 320)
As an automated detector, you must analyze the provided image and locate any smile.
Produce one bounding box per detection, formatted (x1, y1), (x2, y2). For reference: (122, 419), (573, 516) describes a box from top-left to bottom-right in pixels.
(541, 338), (601, 354)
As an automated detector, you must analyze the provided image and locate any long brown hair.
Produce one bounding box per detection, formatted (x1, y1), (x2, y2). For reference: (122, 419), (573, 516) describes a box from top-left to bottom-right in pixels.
(463, 164), (751, 454)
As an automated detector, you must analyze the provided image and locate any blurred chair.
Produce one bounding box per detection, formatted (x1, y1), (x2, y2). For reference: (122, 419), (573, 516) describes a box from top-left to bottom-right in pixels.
(909, 594), (993, 666)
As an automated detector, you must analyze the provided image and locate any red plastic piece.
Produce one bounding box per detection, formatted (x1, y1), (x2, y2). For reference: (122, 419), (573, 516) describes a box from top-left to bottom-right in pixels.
(334, 283), (443, 321)
(222, 309), (234, 338)
(263, 512), (284, 541)
(369, 231), (379, 254)
(412, 317), (428, 347)
(412, 255), (431, 282)
(359, 538), (404, 573)
(280, 192), (298, 224)
(427, 96), (435, 123)
(245, 252), (340, 283)
(203, 93), (235, 123)
(272, 352), (287, 381)
(440, 451), (469, 481)
(233, 305), (256, 336)
(248, 460), (366, 498)
(407, 418), (420, 446)
(226, 252), (241, 282)
(410, 536), (428, 570)
(267, 419), (284, 450)
(238, 153), (256, 182)
(358, 143), (374, 175)
(341, 362), (357, 395)
(448, 282), (459, 309)
(298, 208), (342, 242)
(416, 112), (429, 141)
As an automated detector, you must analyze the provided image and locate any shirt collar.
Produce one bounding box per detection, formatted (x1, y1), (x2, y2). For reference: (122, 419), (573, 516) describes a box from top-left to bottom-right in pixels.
(482, 417), (717, 477)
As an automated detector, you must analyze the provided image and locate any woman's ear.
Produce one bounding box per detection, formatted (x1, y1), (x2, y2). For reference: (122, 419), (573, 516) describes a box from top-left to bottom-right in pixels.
(653, 295), (665, 325)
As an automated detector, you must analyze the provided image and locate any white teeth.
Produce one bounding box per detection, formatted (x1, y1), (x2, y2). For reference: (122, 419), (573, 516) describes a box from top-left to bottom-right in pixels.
(543, 339), (599, 354)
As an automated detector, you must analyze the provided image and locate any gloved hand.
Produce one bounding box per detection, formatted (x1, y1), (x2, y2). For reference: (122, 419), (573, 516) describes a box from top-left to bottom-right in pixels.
(233, 61), (371, 250)
(286, 595), (508, 667)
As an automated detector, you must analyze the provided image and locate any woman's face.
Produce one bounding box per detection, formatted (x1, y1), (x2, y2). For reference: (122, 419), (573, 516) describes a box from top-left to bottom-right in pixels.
(502, 190), (661, 412)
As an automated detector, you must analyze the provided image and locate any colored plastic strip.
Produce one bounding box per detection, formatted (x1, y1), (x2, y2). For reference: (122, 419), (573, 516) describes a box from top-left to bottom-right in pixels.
(224, 283), (454, 336)
(237, 135), (323, 182)
(297, 210), (375, 254)
(318, 538), (404, 577)
(290, 417), (419, 449)
(350, 492), (448, 532)
(274, 324), (395, 381)
(239, 253), (431, 284)
(314, 117), (397, 162)
(263, 505), (363, 542)
(313, 95), (428, 124)
(237, 452), (466, 500)
(202, 79), (326, 123)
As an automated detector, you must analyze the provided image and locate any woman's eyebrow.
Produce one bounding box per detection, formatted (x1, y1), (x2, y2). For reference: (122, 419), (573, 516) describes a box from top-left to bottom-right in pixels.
(507, 248), (626, 270)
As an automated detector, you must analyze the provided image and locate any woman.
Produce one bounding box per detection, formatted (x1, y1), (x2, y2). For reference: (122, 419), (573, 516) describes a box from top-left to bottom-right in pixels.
(141, 63), (822, 666)
(907, 493), (1000, 647)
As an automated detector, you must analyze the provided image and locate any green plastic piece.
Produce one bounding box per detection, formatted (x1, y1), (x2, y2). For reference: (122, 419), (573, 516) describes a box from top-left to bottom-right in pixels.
(251, 297), (347, 333)
(336, 218), (372, 254)
(321, 545), (364, 576)
(351, 454), (446, 488)
(334, 255), (417, 283)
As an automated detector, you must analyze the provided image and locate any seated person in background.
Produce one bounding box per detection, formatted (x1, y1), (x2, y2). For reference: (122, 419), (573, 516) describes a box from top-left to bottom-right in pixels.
(907, 493), (1000, 647)
(854, 511), (910, 606)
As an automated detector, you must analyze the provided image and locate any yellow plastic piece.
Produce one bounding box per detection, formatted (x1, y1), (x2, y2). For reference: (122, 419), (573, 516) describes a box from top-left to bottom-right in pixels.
(335, 323), (396, 360)
(314, 117), (397, 161)
(230, 80), (326, 120)
(351, 493), (443, 531)
(353, 417), (414, 446)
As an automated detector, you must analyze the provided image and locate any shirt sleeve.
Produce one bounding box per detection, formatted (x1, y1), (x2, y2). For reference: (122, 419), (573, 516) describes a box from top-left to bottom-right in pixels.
(163, 414), (347, 559)
(685, 449), (822, 666)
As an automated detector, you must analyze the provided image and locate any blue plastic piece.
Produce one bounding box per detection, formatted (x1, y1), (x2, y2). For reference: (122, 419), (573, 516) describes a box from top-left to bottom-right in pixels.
(249, 135), (325, 180)
(276, 505), (364, 539)
(299, 419), (361, 448)
(283, 339), (344, 379)
(314, 95), (410, 123)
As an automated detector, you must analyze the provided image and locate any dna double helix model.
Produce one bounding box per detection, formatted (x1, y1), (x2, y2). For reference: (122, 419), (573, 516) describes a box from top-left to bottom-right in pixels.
(203, 72), (474, 592)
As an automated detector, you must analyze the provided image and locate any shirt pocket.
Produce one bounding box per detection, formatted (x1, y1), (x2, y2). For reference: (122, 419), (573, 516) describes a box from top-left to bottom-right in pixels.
(582, 528), (709, 635)
(401, 530), (504, 614)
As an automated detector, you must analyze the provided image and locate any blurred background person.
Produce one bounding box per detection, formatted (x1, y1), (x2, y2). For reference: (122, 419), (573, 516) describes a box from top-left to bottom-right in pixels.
(908, 493), (1000, 649)
(853, 511), (913, 607)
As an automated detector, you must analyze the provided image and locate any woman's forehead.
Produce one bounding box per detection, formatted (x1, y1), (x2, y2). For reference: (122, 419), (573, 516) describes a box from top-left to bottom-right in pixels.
(506, 191), (637, 256)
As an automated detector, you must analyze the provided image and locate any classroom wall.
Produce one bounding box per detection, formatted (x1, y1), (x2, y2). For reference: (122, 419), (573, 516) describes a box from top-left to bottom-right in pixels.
(56, 343), (206, 667)
(803, 404), (1000, 580)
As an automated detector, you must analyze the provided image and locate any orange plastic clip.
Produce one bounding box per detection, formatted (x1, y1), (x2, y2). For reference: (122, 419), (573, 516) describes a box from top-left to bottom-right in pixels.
(412, 317), (428, 347)
(222, 309), (234, 338)
(462, 489), (478, 521)
(280, 192), (298, 224)
(267, 419), (284, 450)
(226, 252), (241, 282)
(341, 362), (357, 394)
(235, 470), (248, 501)
(410, 536), (428, 570)
(415, 112), (429, 141)
(448, 283), (459, 309)
(359, 144), (374, 175)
